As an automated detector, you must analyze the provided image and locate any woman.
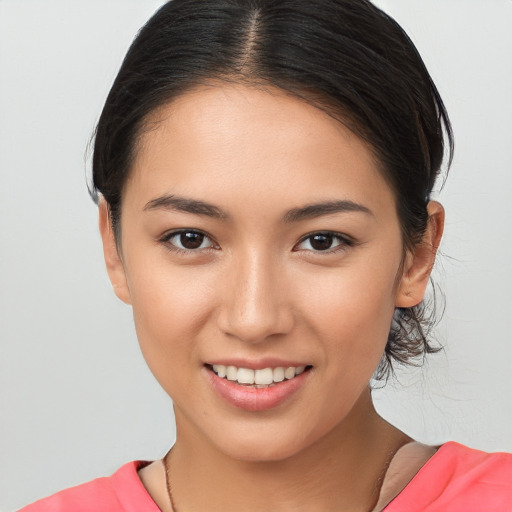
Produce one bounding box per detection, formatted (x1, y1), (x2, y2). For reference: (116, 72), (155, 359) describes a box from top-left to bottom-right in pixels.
(19, 0), (512, 510)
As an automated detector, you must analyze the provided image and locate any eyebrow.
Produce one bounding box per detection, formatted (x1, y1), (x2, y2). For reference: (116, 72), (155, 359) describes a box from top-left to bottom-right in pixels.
(282, 200), (373, 223)
(143, 195), (229, 219)
(144, 194), (372, 222)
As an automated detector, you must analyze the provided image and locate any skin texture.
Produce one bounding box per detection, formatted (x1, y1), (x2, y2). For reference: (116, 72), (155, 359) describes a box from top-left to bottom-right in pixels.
(99, 84), (444, 512)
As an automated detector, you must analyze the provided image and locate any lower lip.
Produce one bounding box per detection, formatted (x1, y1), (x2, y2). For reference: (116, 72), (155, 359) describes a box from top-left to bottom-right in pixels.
(205, 367), (311, 412)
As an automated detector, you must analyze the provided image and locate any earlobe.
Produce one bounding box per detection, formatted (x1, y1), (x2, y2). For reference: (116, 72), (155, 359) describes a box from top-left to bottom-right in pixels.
(98, 200), (132, 305)
(396, 201), (444, 308)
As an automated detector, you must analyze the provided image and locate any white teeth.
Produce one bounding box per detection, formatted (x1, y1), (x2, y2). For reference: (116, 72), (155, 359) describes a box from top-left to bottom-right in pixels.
(211, 364), (308, 385)
(254, 368), (273, 385)
(237, 367), (255, 384)
(226, 365), (237, 381)
(273, 367), (285, 382)
(284, 367), (296, 380)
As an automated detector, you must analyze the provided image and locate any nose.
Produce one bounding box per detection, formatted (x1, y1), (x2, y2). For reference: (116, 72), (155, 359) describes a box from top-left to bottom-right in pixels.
(217, 252), (294, 344)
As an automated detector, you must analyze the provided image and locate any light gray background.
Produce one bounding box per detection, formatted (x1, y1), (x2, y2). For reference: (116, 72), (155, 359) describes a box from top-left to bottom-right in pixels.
(1, 1), (511, 510)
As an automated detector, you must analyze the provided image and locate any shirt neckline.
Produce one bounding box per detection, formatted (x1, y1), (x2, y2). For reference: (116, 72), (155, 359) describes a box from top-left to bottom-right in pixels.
(123, 443), (456, 512)
(382, 441), (455, 511)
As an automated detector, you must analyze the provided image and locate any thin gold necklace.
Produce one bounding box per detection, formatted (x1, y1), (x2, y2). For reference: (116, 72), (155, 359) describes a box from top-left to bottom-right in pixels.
(163, 446), (397, 512)
(164, 449), (178, 512)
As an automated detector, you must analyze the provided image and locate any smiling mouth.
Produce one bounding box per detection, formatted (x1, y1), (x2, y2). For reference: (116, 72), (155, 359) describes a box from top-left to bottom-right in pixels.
(206, 364), (312, 388)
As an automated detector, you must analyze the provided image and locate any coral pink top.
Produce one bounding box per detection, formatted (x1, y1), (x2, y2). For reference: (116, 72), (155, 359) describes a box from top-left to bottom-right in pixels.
(19, 442), (512, 511)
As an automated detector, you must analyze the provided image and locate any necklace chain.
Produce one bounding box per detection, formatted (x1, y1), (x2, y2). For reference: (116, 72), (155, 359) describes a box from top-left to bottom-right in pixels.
(164, 449), (179, 512)
(162, 444), (404, 512)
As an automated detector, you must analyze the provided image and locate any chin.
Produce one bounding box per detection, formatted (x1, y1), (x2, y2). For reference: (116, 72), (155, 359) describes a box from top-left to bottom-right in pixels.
(223, 438), (306, 463)
(205, 418), (330, 463)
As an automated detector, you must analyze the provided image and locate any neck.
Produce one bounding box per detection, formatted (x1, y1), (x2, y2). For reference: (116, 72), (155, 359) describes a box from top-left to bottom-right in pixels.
(168, 390), (410, 512)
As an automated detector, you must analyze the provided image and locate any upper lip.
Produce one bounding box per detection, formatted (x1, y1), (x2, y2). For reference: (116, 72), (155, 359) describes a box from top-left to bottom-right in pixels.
(205, 358), (311, 370)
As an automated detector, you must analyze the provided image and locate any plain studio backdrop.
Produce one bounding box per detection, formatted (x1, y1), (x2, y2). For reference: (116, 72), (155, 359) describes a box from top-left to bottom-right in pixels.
(1, 0), (511, 510)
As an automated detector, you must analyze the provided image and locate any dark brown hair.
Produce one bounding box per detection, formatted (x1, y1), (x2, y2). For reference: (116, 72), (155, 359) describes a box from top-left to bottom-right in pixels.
(91, 0), (453, 379)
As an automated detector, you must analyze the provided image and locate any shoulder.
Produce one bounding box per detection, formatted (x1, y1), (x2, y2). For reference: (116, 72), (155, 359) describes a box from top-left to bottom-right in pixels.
(434, 441), (512, 488)
(386, 442), (512, 511)
(18, 461), (161, 512)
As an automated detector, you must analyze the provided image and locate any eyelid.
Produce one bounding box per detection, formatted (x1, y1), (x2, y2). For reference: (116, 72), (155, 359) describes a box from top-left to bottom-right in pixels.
(294, 231), (355, 253)
(158, 228), (353, 254)
(159, 228), (219, 252)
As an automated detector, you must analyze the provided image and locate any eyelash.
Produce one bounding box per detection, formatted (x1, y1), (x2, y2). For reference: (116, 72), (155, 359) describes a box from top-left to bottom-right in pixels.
(159, 229), (218, 255)
(294, 231), (355, 254)
(160, 229), (354, 255)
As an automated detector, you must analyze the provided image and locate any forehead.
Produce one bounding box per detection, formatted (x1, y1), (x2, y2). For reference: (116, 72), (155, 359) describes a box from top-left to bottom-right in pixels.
(126, 84), (395, 216)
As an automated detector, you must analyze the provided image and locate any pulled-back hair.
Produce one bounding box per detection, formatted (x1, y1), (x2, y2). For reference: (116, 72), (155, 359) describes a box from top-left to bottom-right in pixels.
(91, 0), (453, 379)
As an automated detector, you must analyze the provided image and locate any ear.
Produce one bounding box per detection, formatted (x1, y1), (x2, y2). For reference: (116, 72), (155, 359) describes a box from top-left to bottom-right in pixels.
(98, 200), (132, 304)
(396, 201), (444, 308)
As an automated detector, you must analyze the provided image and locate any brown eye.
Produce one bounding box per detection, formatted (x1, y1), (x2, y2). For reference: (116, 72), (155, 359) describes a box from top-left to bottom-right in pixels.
(309, 233), (334, 251)
(296, 232), (351, 252)
(165, 230), (215, 251)
(180, 232), (204, 249)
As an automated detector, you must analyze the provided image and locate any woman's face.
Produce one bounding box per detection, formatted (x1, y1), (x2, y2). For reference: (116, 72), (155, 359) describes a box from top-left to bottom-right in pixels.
(104, 84), (413, 461)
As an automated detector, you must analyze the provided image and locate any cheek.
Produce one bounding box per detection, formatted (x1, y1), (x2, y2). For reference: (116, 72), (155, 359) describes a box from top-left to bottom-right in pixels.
(294, 254), (400, 362)
(124, 252), (218, 373)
